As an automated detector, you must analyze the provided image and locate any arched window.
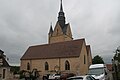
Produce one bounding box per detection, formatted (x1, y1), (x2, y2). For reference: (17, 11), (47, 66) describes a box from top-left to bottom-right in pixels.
(27, 62), (30, 70)
(45, 62), (49, 70)
(65, 60), (70, 70)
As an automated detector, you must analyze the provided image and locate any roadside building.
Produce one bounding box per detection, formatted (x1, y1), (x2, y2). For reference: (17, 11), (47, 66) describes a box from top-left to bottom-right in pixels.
(20, 0), (92, 78)
(0, 50), (12, 80)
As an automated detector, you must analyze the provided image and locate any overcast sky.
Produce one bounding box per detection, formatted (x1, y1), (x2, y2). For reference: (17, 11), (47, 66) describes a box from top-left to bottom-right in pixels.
(0, 0), (120, 66)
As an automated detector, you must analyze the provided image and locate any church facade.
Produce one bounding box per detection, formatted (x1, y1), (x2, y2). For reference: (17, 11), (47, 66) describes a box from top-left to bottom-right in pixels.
(20, 0), (92, 77)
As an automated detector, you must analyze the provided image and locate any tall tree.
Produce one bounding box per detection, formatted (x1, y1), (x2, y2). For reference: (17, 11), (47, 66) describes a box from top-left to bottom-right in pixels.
(92, 55), (104, 64)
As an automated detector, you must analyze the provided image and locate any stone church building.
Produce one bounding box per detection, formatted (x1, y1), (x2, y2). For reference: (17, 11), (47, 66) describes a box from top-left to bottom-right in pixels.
(20, 0), (92, 77)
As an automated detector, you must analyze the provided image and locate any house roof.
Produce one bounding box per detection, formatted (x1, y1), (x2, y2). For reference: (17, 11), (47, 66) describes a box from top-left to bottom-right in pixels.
(0, 49), (4, 54)
(0, 57), (10, 67)
(21, 39), (85, 60)
(0, 53), (10, 67)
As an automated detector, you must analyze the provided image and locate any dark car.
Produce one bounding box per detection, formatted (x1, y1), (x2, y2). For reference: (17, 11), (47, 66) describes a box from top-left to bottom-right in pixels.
(60, 73), (75, 80)
(43, 74), (50, 80)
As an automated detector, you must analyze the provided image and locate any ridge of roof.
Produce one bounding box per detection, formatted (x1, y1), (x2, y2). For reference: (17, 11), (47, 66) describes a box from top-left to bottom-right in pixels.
(31, 38), (85, 47)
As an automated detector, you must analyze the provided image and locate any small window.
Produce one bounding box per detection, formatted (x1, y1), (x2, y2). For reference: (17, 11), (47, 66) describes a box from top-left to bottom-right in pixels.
(84, 55), (86, 64)
(3, 69), (6, 79)
(65, 60), (70, 70)
(57, 29), (59, 35)
(27, 62), (30, 70)
(45, 62), (49, 70)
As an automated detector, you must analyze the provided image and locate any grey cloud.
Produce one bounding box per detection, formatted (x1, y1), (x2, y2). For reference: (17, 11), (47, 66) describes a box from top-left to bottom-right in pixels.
(0, 0), (120, 65)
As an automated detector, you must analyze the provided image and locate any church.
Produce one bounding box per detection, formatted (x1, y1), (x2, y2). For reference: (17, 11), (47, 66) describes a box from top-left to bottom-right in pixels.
(20, 0), (92, 77)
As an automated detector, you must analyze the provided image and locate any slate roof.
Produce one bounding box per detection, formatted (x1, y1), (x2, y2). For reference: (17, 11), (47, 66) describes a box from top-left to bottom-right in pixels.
(53, 21), (69, 35)
(48, 25), (53, 34)
(0, 56), (10, 67)
(21, 39), (85, 60)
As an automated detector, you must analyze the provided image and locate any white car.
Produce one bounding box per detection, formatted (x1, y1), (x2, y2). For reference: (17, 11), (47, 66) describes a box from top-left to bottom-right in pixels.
(88, 64), (109, 80)
(48, 74), (60, 79)
(67, 75), (96, 80)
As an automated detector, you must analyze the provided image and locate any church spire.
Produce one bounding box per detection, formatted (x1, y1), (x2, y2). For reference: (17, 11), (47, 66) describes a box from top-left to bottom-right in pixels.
(60, 0), (63, 12)
(58, 0), (65, 29)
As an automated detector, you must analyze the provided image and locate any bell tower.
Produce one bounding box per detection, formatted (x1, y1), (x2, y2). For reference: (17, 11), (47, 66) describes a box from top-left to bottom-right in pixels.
(48, 0), (73, 44)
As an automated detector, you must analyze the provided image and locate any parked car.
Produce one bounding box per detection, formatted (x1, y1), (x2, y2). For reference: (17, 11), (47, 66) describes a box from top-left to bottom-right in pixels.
(67, 75), (96, 80)
(48, 74), (61, 80)
(43, 74), (50, 80)
(60, 73), (75, 80)
(88, 64), (110, 80)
